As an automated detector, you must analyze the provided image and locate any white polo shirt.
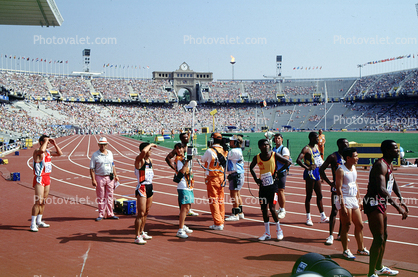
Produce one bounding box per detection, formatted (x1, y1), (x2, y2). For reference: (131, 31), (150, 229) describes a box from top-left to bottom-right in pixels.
(90, 149), (114, 176)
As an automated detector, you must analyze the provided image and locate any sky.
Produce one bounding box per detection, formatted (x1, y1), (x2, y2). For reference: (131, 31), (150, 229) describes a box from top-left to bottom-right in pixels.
(1, 0), (418, 80)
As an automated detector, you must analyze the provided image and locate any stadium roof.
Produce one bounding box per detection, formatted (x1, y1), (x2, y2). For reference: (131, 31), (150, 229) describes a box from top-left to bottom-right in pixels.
(0, 0), (63, 27)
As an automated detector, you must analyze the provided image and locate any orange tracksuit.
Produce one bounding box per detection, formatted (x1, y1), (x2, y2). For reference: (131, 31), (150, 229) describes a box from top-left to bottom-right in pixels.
(203, 145), (227, 226)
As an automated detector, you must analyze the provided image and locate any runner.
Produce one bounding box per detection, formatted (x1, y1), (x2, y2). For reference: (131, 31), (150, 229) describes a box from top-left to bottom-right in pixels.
(134, 142), (157, 244)
(272, 133), (290, 219)
(249, 139), (291, 241)
(319, 138), (349, 245)
(364, 140), (408, 277)
(335, 147), (369, 260)
(30, 135), (63, 232)
(296, 132), (329, 226)
(225, 135), (245, 221)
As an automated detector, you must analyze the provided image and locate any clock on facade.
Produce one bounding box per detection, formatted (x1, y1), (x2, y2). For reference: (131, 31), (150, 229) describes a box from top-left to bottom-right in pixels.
(180, 63), (188, 70)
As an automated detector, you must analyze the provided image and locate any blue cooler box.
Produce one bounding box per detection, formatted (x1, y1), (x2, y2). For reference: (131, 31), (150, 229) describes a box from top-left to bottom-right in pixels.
(11, 172), (20, 181)
(123, 200), (136, 215)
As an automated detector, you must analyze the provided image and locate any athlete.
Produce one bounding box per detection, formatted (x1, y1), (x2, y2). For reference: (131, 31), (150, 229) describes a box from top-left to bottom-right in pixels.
(166, 132), (199, 216)
(335, 148), (369, 260)
(225, 135), (245, 221)
(272, 133), (290, 219)
(318, 129), (326, 160)
(173, 143), (194, 238)
(364, 140), (408, 277)
(31, 135), (63, 232)
(250, 139), (291, 241)
(134, 142), (157, 244)
(319, 138), (349, 245)
(296, 132), (329, 226)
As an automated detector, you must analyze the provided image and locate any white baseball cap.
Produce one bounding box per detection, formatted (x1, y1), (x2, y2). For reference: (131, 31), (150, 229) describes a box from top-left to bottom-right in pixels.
(98, 137), (108, 144)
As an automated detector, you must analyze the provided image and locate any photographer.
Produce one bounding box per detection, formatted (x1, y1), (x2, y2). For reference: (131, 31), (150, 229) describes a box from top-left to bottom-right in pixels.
(225, 135), (245, 222)
(201, 133), (228, 230)
(172, 143), (195, 238)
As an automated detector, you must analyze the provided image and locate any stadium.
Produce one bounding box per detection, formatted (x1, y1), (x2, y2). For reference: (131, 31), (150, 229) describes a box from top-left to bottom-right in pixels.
(1, 1), (418, 277)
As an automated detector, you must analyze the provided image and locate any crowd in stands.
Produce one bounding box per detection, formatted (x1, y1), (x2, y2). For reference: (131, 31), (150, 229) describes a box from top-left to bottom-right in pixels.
(91, 78), (130, 100)
(367, 71), (409, 95)
(49, 75), (91, 99)
(347, 68), (418, 97)
(128, 79), (173, 100)
(208, 81), (242, 101)
(0, 71), (49, 97)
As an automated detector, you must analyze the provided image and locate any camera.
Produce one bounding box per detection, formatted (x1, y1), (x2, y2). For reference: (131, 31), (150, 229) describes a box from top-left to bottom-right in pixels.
(207, 134), (250, 151)
(187, 147), (195, 160)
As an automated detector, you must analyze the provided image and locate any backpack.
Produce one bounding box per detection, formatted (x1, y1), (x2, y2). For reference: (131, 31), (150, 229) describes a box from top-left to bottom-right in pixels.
(211, 147), (227, 168)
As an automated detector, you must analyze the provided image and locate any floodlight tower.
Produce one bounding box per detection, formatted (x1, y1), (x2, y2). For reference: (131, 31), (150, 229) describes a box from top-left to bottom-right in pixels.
(82, 49), (91, 72)
(276, 55), (282, 77)
(416, 3), (418, 17)
(230, 55), (236, 80)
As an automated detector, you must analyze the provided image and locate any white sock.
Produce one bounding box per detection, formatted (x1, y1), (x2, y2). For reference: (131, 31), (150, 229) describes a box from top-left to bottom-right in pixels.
(320, 212), (326, 218)
(31, 216), (37, 226)
(280, 208), (285, 212)
(178, 228), (183, 232)
(276, 221), (281, 232)
(264, 222), (270, 234)
(306, 213), (311, 220)
(36, 214), (43, 224)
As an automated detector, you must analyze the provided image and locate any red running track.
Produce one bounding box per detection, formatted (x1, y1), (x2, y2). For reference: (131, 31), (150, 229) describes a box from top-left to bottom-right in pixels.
(0, 134), (417, 276)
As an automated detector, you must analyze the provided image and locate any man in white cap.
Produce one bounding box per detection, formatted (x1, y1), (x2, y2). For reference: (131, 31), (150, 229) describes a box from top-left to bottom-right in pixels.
(90, 137), (120, 221)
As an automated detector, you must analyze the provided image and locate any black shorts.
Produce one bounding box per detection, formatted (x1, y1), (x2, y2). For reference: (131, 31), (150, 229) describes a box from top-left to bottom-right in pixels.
(259, 183), (278, 209)
(135, 183), (154, 198)
(274, 171), (287, 190)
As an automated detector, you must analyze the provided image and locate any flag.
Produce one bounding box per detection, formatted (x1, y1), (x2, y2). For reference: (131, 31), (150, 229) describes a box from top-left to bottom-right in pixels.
(147, 66), (149, 69)
(66, 61), (68, 63)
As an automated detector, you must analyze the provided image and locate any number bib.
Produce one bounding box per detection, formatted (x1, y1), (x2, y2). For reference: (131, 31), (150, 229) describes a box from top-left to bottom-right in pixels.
(387, 173), (394, 195)
(44, 161), (52, 173)
(347, 182), (357, 197)
(145, 166), (154, 183)
(260, 172), (273, 186)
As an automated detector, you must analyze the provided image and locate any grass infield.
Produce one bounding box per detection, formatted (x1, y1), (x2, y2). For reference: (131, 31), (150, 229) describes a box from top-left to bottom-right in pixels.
(127, 131), (418, 162)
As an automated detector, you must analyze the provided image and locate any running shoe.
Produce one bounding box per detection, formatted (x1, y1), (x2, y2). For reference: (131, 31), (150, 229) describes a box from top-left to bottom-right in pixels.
(357, 248), (370, 255)
(209, 224), (224, 230)
(277, 209), (286, 219)
(187, 210), (199, 216)
(95, 217), (103, 221)
(135, 235), (147, 244)
(368, 274), (378, 277)
(258, 233), (271, 241)
(225, 214), (239, 221)
(183, 225), (193, 234)
(176, 229), (189, 239)
(375, 266), (399, 276)
(325, 235), (334, 245)
(320, 216), (330, 223)
(109, 215), (119, 220)
(30, 224), (39, 232)
(141, 231), (152, 240)
(238, 213), (245, 219)
(277, 230), (284, 241)
(306, 219), (313, 226)
(37, 221), (50, 228)
(343, 249), (356, 260)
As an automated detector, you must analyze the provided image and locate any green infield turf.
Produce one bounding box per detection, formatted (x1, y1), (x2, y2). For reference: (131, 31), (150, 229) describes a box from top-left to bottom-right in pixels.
(126, 131), (418, 162)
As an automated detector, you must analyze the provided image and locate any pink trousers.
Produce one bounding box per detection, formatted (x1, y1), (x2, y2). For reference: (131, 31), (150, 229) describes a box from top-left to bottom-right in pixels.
(95, 175), (115, 218)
